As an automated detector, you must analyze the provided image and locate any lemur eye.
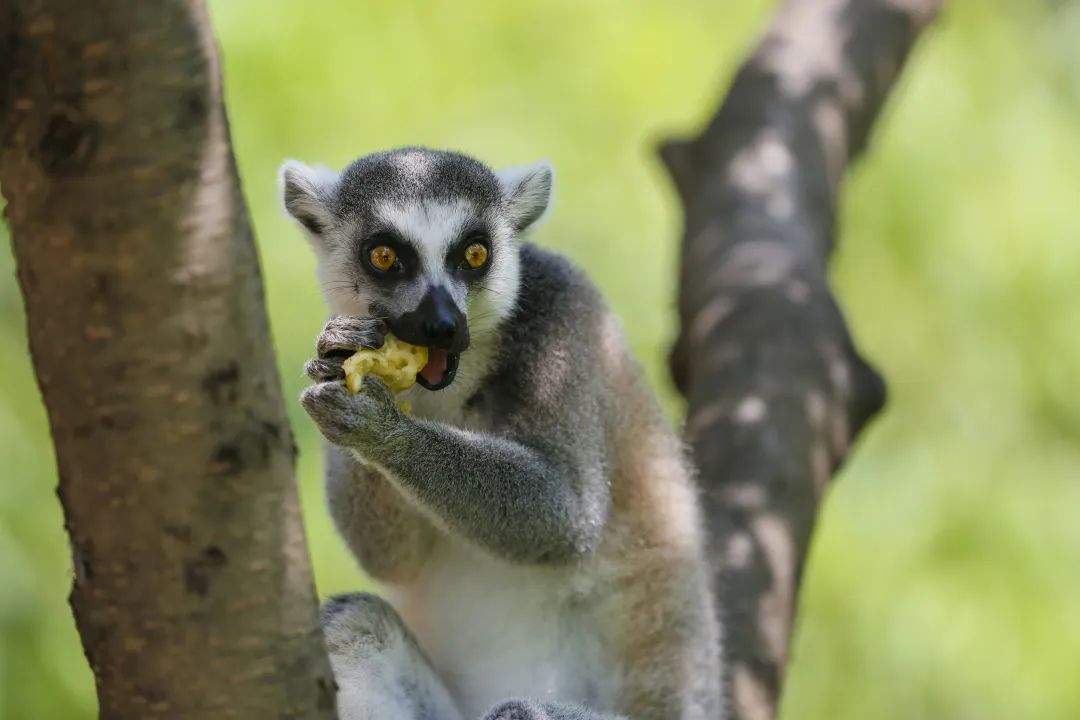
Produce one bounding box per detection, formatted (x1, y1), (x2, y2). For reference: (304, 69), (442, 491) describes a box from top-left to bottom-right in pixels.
(370, 245), (398, 272)
(463, 242), (488, 269)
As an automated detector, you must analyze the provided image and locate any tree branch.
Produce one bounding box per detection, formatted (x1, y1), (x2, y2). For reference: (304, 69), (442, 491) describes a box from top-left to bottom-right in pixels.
(661, 1), (940, 718)
(0, 1), (335, 716)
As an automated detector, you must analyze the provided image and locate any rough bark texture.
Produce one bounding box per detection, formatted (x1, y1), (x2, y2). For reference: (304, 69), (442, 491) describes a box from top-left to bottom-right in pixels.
(1, 1), (336, 717)
(660, 1), (941, 718)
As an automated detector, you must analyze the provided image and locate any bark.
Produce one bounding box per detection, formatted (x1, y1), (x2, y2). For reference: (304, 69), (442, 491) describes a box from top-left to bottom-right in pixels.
(660, 1), (941, 718)
(1, 1), (335, 717)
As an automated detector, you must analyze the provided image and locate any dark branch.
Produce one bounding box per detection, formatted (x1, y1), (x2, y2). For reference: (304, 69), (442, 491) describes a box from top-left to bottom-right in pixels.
(662, 1), (940, 717)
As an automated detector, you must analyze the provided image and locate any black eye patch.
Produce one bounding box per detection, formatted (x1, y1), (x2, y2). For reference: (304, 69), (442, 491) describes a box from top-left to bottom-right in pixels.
(447, 227), (493, 276)
(358, 230), (419, 280)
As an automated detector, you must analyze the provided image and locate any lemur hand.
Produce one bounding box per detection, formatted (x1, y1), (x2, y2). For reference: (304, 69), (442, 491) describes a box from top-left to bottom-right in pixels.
(304, 315), (387, 382)
(301, 376), (405, 450)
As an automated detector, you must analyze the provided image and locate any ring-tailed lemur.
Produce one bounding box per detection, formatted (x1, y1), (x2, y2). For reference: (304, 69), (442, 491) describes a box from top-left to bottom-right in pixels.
(281, 147), (724, 720)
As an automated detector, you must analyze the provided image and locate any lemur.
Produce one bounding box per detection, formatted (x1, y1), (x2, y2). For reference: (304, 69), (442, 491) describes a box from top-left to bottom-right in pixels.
(281, 147), (723, 720)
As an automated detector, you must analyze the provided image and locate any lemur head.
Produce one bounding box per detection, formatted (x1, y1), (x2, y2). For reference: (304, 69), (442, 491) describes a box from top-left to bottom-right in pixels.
(280, 147), (553, 390)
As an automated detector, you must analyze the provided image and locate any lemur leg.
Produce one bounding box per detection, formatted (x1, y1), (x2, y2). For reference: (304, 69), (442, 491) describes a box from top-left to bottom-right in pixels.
(482, 699), (626, 720)
(325, 445), (436, 584)
(322, 593), (463, 720)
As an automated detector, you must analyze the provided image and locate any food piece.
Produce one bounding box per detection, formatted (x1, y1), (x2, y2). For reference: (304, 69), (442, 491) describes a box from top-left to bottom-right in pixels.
(343, 334), (429, 395)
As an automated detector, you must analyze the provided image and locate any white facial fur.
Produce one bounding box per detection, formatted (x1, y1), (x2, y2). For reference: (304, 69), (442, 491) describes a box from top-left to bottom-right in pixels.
(367, 197), (520, 342)
(280, 148), (553, 383)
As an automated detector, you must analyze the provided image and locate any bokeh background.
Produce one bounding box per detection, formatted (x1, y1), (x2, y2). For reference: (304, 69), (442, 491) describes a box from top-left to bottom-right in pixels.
(2, 0), (1079, 717)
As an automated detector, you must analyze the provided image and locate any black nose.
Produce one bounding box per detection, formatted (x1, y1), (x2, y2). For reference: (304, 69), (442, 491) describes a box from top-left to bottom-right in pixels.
(422, 317), (458, 345)
(386, 285), (470, 353)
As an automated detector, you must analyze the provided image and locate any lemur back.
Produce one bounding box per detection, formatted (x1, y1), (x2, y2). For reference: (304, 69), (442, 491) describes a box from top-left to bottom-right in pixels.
(284, 147), (724, 720)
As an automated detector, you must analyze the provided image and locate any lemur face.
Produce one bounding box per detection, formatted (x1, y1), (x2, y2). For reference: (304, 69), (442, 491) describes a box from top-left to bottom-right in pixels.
(281, 147), (552, 390)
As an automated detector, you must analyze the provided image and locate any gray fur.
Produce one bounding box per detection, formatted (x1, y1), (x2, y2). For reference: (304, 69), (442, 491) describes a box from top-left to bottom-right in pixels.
(484, 699), (625, 720)
(324, 443), (435, 584)
(287, 148), (724, 720)
(280, 160), (339, 235)
(322, 594), (622, 720)
(281, 147), (542, 339)
(301, 246), (611, 564)
(322, 593), (463, 720)
(304, 317), (386, 382)
(285, 147), (501, 237)
(316, 315), (387, 357)
(496, 162), (554, 231)
(336, 148), (501, 220)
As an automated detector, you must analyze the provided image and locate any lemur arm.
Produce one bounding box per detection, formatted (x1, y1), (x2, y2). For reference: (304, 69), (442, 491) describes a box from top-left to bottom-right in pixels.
(363, 417), (609, 564)
(302, 372), (611, 565)
(305, 315), (438, 582)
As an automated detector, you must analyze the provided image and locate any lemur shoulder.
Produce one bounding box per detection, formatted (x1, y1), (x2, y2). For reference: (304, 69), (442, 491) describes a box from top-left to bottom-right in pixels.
(282, 147), (723, 720)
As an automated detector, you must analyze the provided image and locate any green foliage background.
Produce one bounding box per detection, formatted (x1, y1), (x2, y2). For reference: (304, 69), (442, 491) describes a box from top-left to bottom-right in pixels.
(2, 1), (1078, 717)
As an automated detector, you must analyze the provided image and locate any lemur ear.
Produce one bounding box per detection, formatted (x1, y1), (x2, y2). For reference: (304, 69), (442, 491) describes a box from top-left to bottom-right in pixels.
(279, 159), (338, 237)
(497, 161), (554, 233)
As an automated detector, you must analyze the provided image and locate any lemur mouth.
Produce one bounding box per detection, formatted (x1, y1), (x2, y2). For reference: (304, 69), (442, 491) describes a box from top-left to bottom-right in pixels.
(416, 349), (460, 391)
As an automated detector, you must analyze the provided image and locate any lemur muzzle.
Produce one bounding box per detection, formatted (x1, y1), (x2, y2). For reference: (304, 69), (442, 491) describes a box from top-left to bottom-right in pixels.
(388, 286), (468, 390)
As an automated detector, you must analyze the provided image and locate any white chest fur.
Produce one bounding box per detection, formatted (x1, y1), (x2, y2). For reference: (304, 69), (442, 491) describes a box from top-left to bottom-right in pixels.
(386, 339), (616, 716)
(387, 538), (615, 719)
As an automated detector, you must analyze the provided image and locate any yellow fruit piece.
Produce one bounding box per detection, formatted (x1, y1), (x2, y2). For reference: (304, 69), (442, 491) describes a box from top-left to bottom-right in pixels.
(343, 334), (429, 395)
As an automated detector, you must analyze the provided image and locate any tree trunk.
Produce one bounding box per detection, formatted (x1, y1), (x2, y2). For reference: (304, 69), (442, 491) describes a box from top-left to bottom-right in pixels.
(661, 1), (941, 718)
(0, 1), (335, 717)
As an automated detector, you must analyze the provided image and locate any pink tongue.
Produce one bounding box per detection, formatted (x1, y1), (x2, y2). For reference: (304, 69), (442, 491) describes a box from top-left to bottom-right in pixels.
(420, 348), (449, 385)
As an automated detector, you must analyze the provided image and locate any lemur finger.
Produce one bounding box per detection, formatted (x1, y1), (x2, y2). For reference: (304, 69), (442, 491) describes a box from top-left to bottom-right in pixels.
(301, 378), (403, 448)
(317, 316), (387, 359)
(300, 382), (356, 444)
(305, 357), (345, 382)
(360, 375), (398, 408)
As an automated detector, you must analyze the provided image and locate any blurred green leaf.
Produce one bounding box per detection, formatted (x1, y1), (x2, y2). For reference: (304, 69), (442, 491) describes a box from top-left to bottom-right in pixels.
(2, 1), (1078, 718)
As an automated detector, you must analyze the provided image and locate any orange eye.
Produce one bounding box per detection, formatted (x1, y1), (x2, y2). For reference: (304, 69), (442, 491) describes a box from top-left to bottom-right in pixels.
(370, 245), (398, 271)
(464, 242), (488, 269)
